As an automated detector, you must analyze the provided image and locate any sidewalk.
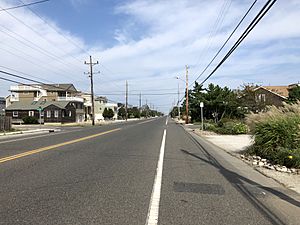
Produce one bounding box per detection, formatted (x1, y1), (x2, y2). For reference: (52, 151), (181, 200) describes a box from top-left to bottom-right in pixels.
(187, 126), (300, 195)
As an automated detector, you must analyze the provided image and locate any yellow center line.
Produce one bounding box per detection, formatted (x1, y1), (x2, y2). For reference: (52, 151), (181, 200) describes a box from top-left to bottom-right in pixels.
(0, 128), (121, 164)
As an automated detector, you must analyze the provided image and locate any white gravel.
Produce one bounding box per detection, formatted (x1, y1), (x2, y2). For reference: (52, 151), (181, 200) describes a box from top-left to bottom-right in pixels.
(194, 129), (300, 194)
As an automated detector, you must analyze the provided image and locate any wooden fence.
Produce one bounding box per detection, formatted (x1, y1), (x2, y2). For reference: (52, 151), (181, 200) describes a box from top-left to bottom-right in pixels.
(0, 116), (12, 131)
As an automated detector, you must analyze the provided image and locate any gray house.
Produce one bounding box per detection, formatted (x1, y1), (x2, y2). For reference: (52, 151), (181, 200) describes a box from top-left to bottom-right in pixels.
(5, 100), (84, 124)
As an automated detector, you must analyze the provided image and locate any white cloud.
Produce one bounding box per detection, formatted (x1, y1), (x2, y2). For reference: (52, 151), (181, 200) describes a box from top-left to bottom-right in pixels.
(0, 0), (300, 113)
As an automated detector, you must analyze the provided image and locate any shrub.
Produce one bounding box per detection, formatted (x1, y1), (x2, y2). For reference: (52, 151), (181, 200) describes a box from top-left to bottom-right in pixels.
(231, 122), (248, 134)
(23, 116), (38, 124)
(246, 102), (300, 168)
(204, 121), (248, 135)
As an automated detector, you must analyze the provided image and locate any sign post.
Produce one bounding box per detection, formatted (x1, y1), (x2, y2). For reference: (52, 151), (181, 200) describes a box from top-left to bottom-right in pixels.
(200, 102), (204, 131)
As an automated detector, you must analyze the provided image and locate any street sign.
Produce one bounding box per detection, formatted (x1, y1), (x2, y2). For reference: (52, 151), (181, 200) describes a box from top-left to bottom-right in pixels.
(200, 102), (204, 108)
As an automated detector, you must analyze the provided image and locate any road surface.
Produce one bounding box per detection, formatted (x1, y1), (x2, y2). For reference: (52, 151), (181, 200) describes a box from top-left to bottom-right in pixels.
(0, 117), (299, 224)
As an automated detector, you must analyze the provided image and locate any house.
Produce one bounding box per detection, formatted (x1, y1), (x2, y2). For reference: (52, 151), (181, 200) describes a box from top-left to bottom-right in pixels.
(79, 93), (118, 121)
(6, 83), (82, 106)
(0, 97), (5, 116)
(5, 84), (84, 124)
(94, 96), (118, 120)
(253, 85), (289, 107)
(5, 100), (84, 124)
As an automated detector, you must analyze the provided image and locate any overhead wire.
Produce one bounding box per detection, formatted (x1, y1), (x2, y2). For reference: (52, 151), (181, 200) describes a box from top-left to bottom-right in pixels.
(19, 0), (90, 56)
(0, 0), (49, 11)
(0, 69), (78, 91)
(192, 0), (232, 73)
(0, 25), (84, 78)
(0, 3), (85, 72)
(199, 0), (277, 86)
(0, 65), (54, 83)
(190, 0), (258, 87)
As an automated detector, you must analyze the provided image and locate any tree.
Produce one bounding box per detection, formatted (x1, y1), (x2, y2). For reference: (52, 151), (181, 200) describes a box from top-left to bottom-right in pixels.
(103, 108), (114, 120)
(287, 86), (300, 103)
(118, 107), (126, 119)
(182, 82), (242, 123)
(128, 107), (140, 118)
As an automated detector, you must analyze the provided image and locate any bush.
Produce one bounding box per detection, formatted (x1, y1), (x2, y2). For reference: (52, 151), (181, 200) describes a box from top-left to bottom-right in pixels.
(23, 116), (38, 124)
(246, 102), (300, 168)
(204, 121), (248, 134)
(232, 122), (248, 134)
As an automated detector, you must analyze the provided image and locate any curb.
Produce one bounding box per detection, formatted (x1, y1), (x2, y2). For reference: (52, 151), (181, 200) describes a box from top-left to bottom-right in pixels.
(0, 128), (60, 137)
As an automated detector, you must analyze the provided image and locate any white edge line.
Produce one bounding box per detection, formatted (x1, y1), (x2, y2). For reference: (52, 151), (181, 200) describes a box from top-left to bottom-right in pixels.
(145, 129), (167, 225)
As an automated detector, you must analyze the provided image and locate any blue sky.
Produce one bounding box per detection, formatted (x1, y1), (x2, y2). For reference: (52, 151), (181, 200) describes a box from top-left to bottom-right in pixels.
(0, 0), (300, 112)
(37, 0), (129, 47)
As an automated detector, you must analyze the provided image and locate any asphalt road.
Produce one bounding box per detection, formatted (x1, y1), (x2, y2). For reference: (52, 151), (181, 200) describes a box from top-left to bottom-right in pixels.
(0, 117), (299, 225)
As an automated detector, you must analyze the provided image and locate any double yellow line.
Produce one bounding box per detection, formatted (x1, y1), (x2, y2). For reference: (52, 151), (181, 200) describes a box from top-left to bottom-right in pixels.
(0, 128), (121, 164)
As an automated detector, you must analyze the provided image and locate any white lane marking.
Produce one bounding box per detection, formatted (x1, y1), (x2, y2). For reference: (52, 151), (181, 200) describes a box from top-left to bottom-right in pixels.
(137, 119), (156, 125)
(165, 117), (168, 125)
(145, 129), (167, 225)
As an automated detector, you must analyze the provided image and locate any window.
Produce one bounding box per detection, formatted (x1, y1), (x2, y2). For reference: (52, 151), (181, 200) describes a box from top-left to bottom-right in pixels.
(257, 94), (266, 102)
(54, 110), (59, 118)
(69, 111), (72, 117)
(29, 111), (34, 116)
(47, 111), (51, 118)
(13, 111), (18, 117)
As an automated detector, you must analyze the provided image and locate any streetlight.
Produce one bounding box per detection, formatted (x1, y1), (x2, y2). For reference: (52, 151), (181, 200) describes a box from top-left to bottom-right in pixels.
(175, 76), (183, 120)
(176, 67), (189, 124)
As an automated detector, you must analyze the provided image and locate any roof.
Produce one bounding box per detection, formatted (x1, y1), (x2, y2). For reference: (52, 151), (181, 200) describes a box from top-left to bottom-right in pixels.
(254, 86), (289, 99)
(5, 100), (71, 110)
(13, 84), (78, 92)
(40, 84), (78, 92)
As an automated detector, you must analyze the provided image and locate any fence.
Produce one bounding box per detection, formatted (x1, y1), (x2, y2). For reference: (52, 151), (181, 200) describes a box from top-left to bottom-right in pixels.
(0, 116), (12, 131)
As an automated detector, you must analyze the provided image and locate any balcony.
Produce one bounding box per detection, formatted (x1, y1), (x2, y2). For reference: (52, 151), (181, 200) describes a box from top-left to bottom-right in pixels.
(10, 85), (41, 91)
(57, 96), (84, 102)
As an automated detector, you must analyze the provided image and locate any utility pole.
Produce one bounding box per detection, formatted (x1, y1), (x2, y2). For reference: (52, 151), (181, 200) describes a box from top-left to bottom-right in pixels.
(185, 65), (189, 124)
(146, 99), (148, 118)
(139, 92), (142, 119)
(84, 55), (98, 126)
(125, 80), (128, 121)
(177, 82), (180, 120)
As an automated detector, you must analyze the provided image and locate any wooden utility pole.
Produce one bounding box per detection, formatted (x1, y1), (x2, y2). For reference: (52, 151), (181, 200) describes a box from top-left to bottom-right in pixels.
(177, 82), (180, 119)
(84, 56), (98, 126)
(125, 80), (128, 121)
(139, 92), (142, 119)
(185, 65), (189, 124)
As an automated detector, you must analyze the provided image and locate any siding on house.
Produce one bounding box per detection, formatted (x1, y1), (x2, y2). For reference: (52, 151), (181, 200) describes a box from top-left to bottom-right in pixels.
(5, 100), (84, 124)
(254, 88), (286, 107)
(254, 86), (288, 108)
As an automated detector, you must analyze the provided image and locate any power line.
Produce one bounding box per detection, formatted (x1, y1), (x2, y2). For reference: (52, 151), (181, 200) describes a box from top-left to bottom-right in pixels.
(199, 0), (277, 86)
(0, 69), (76, 91)
(190, 0), (258, 87)
(0, 4), (85, 68)
(19, 0), (89, 56)
(192, 0), (232, 73)
(0, 25), (84, 81)
(0, 0), (49, 11)
(0, 40), (76, 77)
(0, 65), (56, 84)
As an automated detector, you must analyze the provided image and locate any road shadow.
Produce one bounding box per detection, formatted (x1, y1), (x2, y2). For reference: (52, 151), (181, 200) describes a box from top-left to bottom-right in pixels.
(180, 132), (300, 225)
